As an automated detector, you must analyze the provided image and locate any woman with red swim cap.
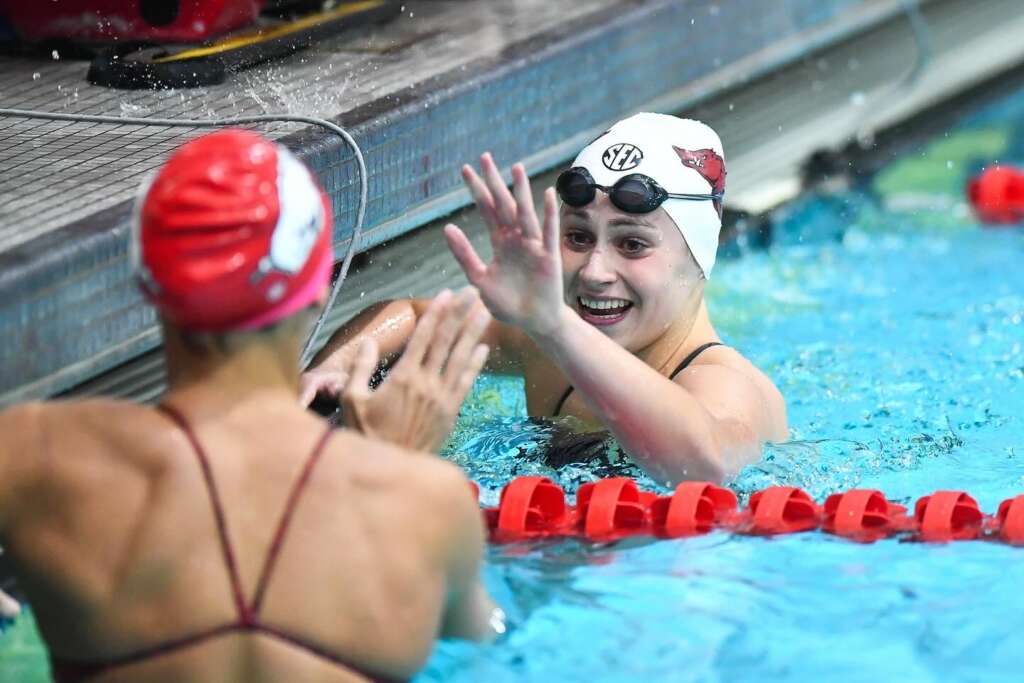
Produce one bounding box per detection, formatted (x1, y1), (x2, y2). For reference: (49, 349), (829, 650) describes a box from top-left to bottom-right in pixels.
(0, 130), (502, 682)
(305, 113), (788, 485)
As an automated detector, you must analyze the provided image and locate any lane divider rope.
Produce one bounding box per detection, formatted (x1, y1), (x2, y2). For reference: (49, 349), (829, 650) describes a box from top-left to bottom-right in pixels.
(471, 476), (1024, 544)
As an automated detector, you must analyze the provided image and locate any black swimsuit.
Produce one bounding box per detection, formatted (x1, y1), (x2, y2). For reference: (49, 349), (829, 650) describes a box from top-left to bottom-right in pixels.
(551, 342), (724, 417)
(541, 342), (725, 469)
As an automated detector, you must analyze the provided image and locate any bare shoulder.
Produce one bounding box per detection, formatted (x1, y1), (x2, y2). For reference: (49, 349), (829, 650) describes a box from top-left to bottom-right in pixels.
(0, 398), (152, 520)
(677, 345), (788, 440)
(0, 401), (47, 469)
(325, 430), (477, 509)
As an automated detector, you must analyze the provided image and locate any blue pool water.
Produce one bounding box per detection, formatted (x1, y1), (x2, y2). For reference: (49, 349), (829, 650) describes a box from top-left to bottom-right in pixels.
(422, 94), (1024, 681)
(3, 88), (1024, 683)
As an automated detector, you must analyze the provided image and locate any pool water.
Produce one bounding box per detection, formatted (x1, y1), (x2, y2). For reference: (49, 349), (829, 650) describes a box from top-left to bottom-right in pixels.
(422, 92), (1024, 682)
(4, 92), (1024, 682)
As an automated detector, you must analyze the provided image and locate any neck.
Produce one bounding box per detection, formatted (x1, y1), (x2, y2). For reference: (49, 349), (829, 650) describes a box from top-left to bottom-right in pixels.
(636, 297), (716, 373)
(162, 328), (302, 413)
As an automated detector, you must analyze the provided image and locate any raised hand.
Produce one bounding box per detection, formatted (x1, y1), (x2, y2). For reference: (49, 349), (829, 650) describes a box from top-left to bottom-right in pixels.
(444, 153), (567, 339)
(298, 364), (351, 409)
(340, 288), (490, 452)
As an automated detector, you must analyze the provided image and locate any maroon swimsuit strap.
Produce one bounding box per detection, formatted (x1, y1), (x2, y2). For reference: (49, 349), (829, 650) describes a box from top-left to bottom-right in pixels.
(49, 404), (404, 683)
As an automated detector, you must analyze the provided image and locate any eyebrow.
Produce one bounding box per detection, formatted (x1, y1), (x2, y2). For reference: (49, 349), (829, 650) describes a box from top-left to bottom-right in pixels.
(607, 216), (658, 230)
(561, 208), (662, 235)
(563, 208), (591, 221)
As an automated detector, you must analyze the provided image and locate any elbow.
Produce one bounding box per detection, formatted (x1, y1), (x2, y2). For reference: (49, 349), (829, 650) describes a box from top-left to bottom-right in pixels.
(629, 434), (728, 486)
(675, 439), (728, 484)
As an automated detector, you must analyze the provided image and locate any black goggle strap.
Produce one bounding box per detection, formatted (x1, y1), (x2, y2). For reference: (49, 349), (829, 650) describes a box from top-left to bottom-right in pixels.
(665, 190), (725, 201)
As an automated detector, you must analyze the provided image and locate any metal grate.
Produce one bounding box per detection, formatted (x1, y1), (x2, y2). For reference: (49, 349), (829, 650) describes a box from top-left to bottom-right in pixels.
(0, 0), (620, 249)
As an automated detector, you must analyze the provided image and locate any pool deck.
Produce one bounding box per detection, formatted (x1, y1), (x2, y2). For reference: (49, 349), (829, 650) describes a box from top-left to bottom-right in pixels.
(2, 0), (1024, 404)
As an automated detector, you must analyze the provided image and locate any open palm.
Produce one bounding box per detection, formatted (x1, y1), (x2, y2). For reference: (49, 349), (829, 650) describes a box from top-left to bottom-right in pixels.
(444, 153), (566, 338)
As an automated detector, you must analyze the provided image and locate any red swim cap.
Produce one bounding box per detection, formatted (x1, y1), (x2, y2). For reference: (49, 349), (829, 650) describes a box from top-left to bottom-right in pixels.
(132, 129), (334, 331)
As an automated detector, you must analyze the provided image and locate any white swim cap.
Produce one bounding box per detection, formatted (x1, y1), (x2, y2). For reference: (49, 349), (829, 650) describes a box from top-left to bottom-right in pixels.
(570, 113), (726, 277)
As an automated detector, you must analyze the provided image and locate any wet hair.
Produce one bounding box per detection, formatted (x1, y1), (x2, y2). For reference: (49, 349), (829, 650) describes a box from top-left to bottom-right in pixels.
(175, 302), (320, 357)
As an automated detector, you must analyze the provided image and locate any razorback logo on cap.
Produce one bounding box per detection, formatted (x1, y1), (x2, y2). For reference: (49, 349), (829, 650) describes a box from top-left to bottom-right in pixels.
(251, 148), (325, 301)
(673, 147), (726, 196)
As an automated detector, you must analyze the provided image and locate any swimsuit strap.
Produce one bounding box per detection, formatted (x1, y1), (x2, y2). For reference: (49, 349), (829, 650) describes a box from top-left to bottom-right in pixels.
(667, 341), (724, 380)
(552, 342), (725, 417)
(251, 423), (334, 613)
(551, 385), (575, 419)
(50, 409), (401, 683)
(155, 403), (250, 622)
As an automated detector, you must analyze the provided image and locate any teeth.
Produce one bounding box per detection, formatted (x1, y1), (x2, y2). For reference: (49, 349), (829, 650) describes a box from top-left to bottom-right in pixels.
(579, 296), (631, 311)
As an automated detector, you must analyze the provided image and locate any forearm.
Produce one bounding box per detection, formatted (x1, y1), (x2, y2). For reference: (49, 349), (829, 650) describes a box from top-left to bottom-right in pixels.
(532, 308), (731, 483)
(310, 299), (425, 372)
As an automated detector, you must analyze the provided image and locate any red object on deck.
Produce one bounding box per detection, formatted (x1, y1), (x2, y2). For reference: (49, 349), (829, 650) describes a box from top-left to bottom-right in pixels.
(966, 165), (1024, 225)
(0, 0), (262, 44)
(914, 491), (983, 542)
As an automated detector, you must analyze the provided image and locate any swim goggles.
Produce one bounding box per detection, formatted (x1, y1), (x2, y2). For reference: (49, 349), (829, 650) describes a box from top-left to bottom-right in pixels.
(555, 166), (724, 214)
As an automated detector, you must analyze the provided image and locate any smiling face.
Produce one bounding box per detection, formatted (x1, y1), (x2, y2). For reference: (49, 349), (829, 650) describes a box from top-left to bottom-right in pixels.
(560, 193), (705, 352)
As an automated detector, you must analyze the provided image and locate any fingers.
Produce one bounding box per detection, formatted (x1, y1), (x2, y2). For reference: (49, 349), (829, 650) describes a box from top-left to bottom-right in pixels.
(542, 187), (561, 254)
(463, 154), (542, 246)
(461, 164), (501, 229)
(444, 224), (487, 284)
(511, 163), (542, 241)
(298, 375), (319, 407)
(399, 289), (452, 368)
(298, 369), (349, 407)
(479, 153), (519, 229)
(345, 338), (379, 398)
(451, 343), (489, 407)
(423, 288), (477, 374)
(443, 301), (492, 390)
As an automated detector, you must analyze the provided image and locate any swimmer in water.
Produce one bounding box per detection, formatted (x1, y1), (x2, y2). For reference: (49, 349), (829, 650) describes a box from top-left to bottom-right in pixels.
(304, 114), (788, 485)
(0, 130), (501, 683)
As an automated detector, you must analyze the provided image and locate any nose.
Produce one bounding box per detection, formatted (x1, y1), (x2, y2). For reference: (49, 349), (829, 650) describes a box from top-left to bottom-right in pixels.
(578, 247), (617, 288)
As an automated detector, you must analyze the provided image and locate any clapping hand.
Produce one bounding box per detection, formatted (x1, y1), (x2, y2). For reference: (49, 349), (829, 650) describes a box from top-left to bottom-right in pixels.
(340, 288), (490, 452)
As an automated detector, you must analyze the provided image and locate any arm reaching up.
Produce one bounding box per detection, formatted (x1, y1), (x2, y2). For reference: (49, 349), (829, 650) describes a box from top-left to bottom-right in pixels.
(443, 153), (784, 484)
(338, 288), (491, 453)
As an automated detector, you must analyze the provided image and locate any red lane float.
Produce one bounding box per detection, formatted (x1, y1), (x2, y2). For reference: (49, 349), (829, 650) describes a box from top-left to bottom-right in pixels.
(967, 165), (1024, 225)
(996, 495), (1024, 545)
(649, 482), (737, 538)
(744, 486), (820, 535)
(914, 491), (983, 542)
(822, 489), (911, 542)
(475, 477), (1024, 546)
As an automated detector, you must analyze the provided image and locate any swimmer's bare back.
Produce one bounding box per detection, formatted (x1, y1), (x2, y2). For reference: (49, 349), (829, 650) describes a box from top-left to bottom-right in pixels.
(0, 397), (483, 683)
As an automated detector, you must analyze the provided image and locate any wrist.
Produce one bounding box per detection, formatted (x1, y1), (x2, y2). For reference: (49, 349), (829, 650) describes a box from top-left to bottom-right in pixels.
(527, 303), (575, 349)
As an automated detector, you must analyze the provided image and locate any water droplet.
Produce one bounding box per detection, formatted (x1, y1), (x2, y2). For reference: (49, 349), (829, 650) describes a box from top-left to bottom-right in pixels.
(51, 50), (60, 60)
(32, 72), (40, 80)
